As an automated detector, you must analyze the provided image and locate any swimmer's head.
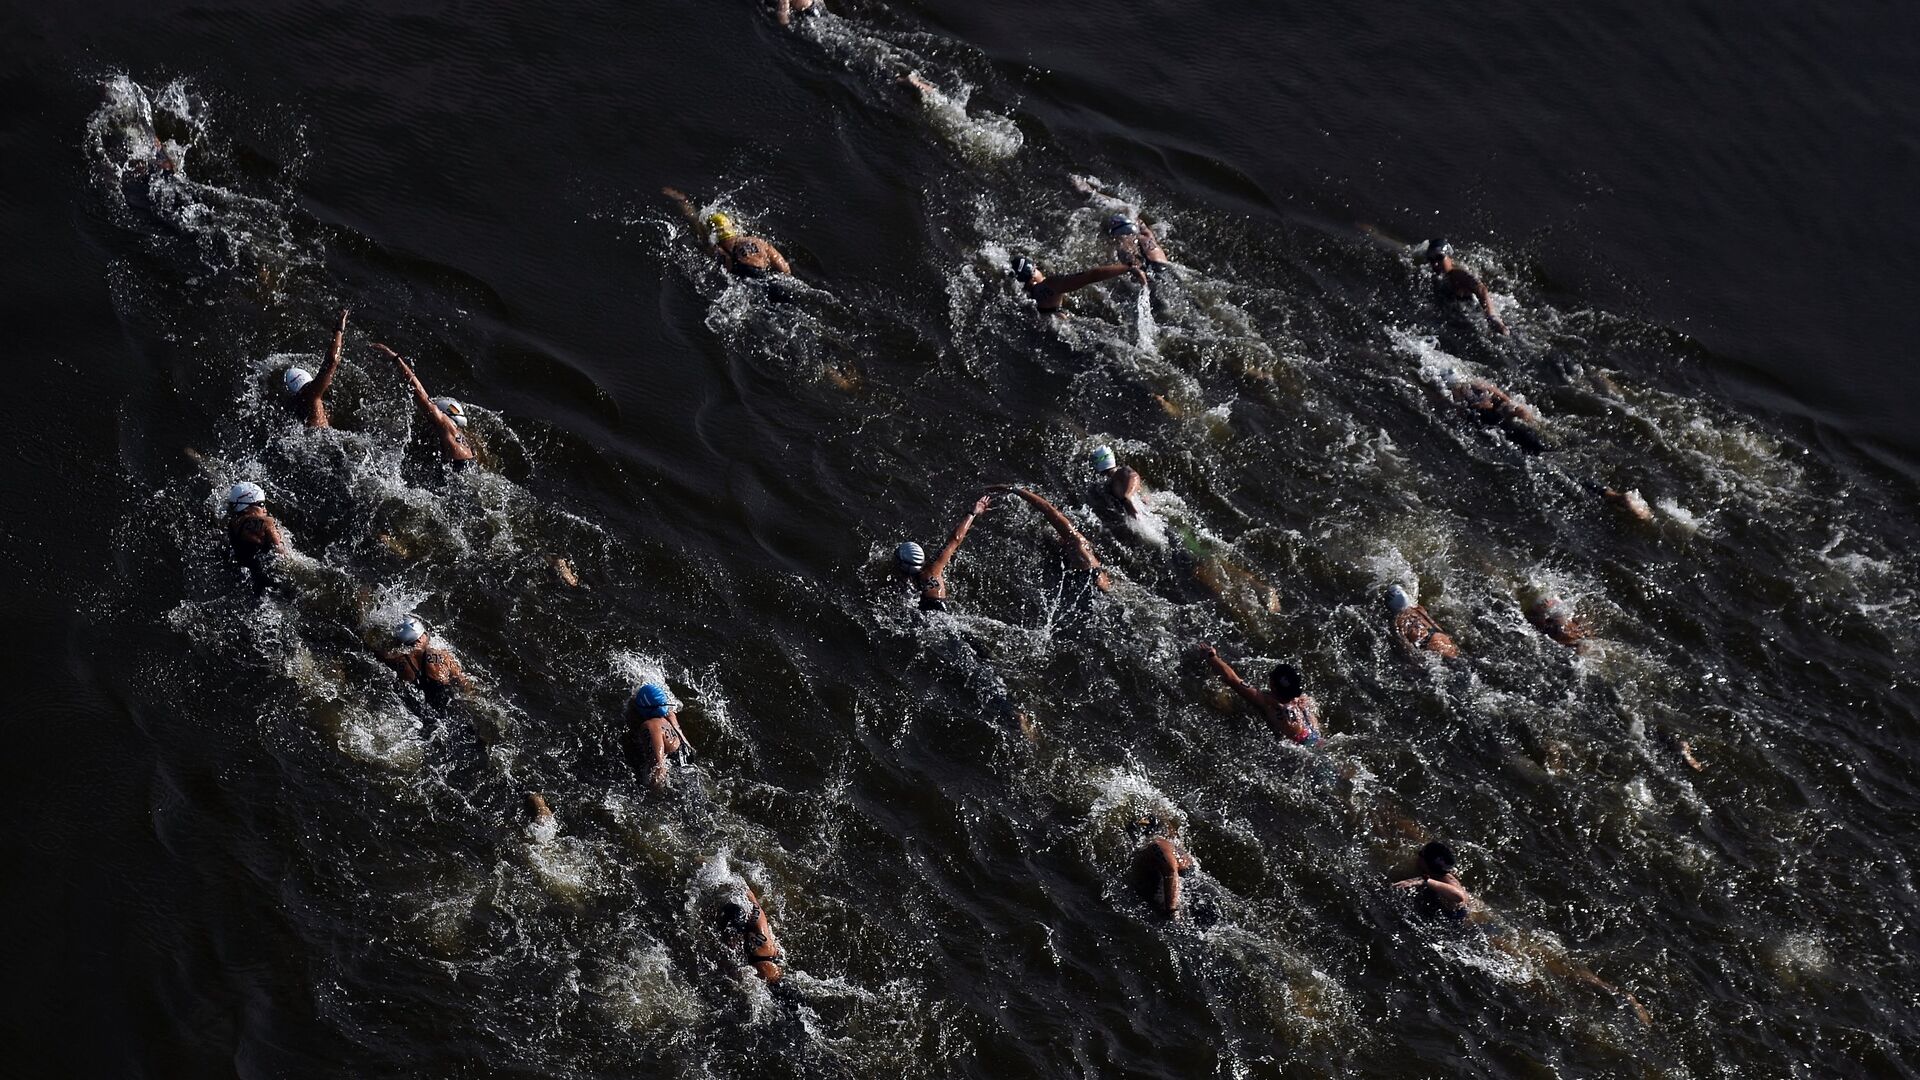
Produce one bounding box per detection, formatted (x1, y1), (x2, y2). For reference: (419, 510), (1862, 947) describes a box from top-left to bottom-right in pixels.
(393, 615), (426, 645)
(430, 397), (469, 428)
(1442, 368), (1467, 390)
(225, 481), (266, 515)
(1419, 841), (1456, 876)
(1011, 255), (1040, 283)
(894, 541), (926, 572)
(283, 367), (313, 395)
(1105, 214), (1138, 237)
(1387, 584), (1413, 613)
(706, 212), (738, 241)
(1424, 238), (1453, 265)
(1090, 445), (1117, 474)
(632, 682), (673, 718)
(1268, 663), (1303, 700)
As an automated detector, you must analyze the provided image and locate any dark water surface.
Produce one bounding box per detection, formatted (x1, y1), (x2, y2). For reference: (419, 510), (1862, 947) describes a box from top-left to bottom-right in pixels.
(6, 1), (1920, 1077)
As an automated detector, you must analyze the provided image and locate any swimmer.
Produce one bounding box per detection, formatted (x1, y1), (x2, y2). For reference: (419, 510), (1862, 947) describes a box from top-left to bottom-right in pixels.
(773, 0), (819, 26)
(895, 493), (996, 611)
(1423, 239), (1508, 335)
(1442, 369), (1546, 452)
(1088, 445), (1148, 518)
(1387, 585), (1461, 658)
(371, 343), (478, 470)
(283, 309), (349, 428)
(1656, 726), (1707, 772)
(525, 792), (558, 844)
(1130, 816), (1196, 918)
(1587, 482), (1653, 523)
(991, 486), (1113, 592)
(1009, 255), (1132, 318)
(1525, 594), (1588, 648)
(1392, 841), (1472, 921)
(624, 682), (692, 793)
(380, 615), (473, 705)
(725, 885), (784, 983)
(1100, 213), (1172, 284)
(662, 187), (792, 278)
(224, 481), (288, 591)
(1194, 644), (1322, 746)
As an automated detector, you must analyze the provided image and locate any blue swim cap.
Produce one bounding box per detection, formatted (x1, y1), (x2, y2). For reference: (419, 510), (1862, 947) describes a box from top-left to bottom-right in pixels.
(633, 682), (673, 718)
(1387, 585), (1413, 613)
(1090, 445), (1117, 473)
(1105, 214), (1138, 237)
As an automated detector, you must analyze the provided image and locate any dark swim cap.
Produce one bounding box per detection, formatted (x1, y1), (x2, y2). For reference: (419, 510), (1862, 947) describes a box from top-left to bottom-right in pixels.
(1420, 841), (1456, 874)
(1011, 256), (1038, 282)
(1105, 214), (1139, 236)
(1269, 663), (1303, 699)
(1425, 238), (1452, 263)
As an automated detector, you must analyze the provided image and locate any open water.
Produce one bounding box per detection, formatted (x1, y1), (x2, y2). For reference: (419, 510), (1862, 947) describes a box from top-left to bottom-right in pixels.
(5, 1), (1919, 1077)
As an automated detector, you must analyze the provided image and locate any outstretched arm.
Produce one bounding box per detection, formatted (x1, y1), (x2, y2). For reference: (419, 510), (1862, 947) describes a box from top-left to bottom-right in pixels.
(1196, 643), (1266, 710)
(998, 486), (1102, 570)
(925, 494), (994, 581)
(1046, 263), (1134, 295)
(311, 308), (349, 398)
(372, 343), (434, 408)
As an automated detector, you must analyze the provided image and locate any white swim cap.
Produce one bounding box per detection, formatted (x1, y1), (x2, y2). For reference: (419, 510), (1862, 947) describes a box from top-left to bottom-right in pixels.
(283, 367), (313, 395)
(431, 397), (469, 428)
(225, 482), (265, 514)
(393, 615), (426, 644)
(1090, 445), (1117, 473)
(1387, 585), (1413, 613)
(1442, 369), (1466, 388)
(895, 541), (926, 570)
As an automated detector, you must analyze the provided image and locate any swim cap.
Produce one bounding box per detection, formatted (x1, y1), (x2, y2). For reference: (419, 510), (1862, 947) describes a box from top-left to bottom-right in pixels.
(706, 213), (738, 241)
(894, 541), (926, 571)
(1011, 256), (1038, 283)
(1442, 368), (1467, 389)
(430, 397), (469, 428)
(1425, 238), (1454, 264)
(1105, 214), (1138, 237)
(1090, 445), (1117, 473)
(633, 682), (673, 718)
(393, 615), (426, 644)
(1420, 841), (1456, 874)
(283, 367), (313, 395)
(225, 482), (265, 514)
(1387, 585), (1413, 613)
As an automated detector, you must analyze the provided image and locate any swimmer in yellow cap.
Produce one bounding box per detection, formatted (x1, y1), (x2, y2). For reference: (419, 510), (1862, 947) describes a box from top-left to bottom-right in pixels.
(662, 187), (792, 278)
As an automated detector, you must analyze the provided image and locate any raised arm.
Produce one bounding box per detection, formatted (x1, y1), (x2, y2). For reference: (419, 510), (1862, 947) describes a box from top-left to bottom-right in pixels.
(1196, 643), (1266, 710)
(1045, 263), (1134, 295)
(998, 486), (1080, 542)
(372, 343), (434, 408)
(311, 308), (349, 398)
(925, 494), (994, 581)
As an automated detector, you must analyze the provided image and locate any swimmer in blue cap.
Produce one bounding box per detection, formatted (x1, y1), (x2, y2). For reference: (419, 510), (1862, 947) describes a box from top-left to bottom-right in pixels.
(625, 682), (692, 792)
(1089, 444), (1147, 518)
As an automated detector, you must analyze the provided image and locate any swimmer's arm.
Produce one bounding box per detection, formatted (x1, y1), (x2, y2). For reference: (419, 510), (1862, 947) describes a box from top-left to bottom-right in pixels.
(662, 187), (721, 254)
(447, 654), (474, 692)
(775, 0), (794, 25)
(312, 308), (349, 399)
(265, 515), (290, 553)
(373, 344), (435, 408)
(1425, 877), (1471, 906)
(997, 486), (1086, 543)
(1198, 645), (1266, 709)
(1152, 841), (1184, 912)
(926, 494), (994, 580)
(1471, 277), (1509, 333)
(1046, 263), (1134, 295)
(768, 245), (791, 275)
(646, 720), (670, 790)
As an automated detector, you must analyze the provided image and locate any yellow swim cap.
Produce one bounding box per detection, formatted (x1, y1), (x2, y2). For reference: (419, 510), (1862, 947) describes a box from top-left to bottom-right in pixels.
(706, 212), (738, 240)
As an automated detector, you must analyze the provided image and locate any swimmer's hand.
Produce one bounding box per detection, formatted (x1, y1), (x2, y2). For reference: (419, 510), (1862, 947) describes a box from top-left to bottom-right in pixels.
(971, 494), (993, 515)
(1490, 316), (1510, 335)
(1190, 642), (1218, 660)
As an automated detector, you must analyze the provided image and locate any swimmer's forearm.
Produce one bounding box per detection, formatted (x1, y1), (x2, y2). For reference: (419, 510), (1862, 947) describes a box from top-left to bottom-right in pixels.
(769, 248), (791, 275)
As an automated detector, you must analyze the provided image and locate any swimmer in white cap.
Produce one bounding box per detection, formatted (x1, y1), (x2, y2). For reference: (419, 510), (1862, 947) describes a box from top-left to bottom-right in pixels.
(283, 309), (349, 428)
(894, 493), (997, 612)
(223, 480), (287, 592)
(1089, 444), (1147, 518)
(1388, 584), (1461, 658)
(379, 615), (472, 705)
(1421, 239), (1508, 335)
